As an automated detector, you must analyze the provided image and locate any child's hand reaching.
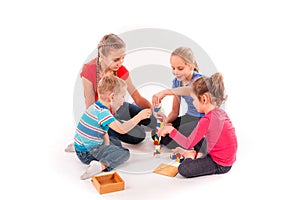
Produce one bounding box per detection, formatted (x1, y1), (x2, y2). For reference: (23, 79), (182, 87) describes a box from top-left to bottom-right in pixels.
(137, 109), (152, 120)
(158, 125), (174, 137)
(152, 91), (166, 107)
(154, 112), (167, 123)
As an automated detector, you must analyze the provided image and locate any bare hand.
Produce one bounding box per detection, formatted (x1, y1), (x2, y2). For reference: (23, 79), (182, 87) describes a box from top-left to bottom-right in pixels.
(154, 112), (167, 123)
(138, 109), (152, 120)
(172, 147), (198, 159)
(152, 91), (165, 107)
(158, 125), (174, 137)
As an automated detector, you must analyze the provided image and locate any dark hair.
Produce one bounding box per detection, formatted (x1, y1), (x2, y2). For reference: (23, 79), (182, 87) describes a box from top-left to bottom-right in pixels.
(192, 72), (227, 107)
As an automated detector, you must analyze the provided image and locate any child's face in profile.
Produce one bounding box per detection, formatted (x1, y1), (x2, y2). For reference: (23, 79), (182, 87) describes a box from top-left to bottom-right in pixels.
(111, 86), (127, 112)
(102, 48), (126, 72)
(191, 92), (203, 113)
(170, 55), (194, 82)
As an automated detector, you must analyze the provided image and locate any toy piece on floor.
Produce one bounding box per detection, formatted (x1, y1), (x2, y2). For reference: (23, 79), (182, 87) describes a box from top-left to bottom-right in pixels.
(91, 172), (125, 194)
(153, 163), (178, 177)
(170, 153), (184, 163)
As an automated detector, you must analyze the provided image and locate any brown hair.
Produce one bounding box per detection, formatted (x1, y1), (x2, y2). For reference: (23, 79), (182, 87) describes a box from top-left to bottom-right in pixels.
(97, 75), (126, 97)
(192, 72), (227, 107)
(171, 47), (199, 72)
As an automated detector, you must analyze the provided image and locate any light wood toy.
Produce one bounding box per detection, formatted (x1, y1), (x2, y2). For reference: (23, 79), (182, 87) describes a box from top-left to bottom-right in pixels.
(91, 172), (125, 194)
(153, 163), (178, 177)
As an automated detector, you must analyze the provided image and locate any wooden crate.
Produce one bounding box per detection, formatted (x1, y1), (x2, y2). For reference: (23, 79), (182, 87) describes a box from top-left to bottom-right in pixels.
(91, 172), (125, 194)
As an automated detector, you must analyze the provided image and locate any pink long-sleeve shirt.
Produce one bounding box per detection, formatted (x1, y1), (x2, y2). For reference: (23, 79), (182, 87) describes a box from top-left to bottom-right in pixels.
(169, 108), (237, 166)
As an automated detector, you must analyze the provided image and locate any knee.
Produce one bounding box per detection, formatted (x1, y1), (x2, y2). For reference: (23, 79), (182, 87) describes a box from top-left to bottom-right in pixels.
(130, 127), (146, 144)
(178, 163), (192, 178)
(123, 149), (130, 161)
(130, 136), (145, 144)
(148, 115), (157, 129)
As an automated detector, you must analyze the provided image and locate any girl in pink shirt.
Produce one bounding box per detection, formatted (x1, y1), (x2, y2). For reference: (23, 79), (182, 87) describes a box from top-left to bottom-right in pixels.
(158, 73), (237, 178)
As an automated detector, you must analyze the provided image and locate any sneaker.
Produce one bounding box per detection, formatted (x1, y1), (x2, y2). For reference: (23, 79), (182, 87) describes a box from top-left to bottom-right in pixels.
(80, 160), (102, 180)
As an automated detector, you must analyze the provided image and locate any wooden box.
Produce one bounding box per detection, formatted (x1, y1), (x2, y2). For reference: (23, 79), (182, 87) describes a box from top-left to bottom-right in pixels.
(91, 172), (125, 194)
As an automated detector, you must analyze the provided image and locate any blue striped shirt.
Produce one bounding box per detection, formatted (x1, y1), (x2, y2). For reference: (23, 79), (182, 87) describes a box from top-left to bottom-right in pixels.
(74, 101), (115, 152)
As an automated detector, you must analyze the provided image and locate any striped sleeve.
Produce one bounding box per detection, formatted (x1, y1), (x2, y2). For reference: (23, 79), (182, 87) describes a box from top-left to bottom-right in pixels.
(96, 108), (116, 127)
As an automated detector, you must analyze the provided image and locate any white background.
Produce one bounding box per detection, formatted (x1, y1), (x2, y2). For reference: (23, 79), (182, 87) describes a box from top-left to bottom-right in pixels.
(1, 0), (299, 199)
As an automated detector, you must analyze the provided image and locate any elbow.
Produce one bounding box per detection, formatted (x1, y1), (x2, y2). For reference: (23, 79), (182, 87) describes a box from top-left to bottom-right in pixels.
(84, 96), (94, 108)
(85, 100), (90, 109)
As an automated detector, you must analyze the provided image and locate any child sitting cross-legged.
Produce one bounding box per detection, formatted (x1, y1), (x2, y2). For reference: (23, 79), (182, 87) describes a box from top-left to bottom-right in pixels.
(158, 73), (237, 178)
(74, 75), (151, 180)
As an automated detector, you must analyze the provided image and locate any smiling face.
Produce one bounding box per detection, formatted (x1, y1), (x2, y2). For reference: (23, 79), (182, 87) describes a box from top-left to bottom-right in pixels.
(100, 48), (126, 72)
(170, 55), (194, 82)
(111, 86), (127, 112)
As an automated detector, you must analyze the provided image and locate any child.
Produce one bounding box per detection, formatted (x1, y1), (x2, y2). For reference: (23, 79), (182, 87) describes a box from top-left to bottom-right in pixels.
(74, 76), (151, 180)
(158, 73), (237, 178)
(66, 33), (156, 152)
(152, 47), (206, 151)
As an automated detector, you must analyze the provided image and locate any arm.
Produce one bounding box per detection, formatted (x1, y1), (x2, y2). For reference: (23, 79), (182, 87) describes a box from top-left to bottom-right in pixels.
(170, 118), (208, 149)
(103, 133), (110, 145)
(165, 95), (180, 123)
(108, 108), (151, 134)
(82, 77), (95, 109)
(125, 76), (152, 109)
(152, 86), (192, 106)
(159, 117), (209, 149)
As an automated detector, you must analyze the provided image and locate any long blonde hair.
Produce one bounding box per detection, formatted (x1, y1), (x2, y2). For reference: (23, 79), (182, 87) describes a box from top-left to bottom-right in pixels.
(171, 47), (199, 72)
(96, 34), (126, 85)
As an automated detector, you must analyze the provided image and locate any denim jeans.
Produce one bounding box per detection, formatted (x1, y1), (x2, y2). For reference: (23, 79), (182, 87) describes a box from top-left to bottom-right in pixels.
(178, 154), (232, 178)
(109, 102), (156, 144)
(75, 137), (129, 171)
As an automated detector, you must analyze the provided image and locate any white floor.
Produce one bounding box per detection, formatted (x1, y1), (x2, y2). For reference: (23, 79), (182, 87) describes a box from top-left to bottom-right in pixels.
(2, 2), (300, 200)
(51, 117), (299, 200)
(57, 132), (243, 200)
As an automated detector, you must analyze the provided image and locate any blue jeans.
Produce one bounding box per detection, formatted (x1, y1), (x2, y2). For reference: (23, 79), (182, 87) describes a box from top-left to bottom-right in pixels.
(75, 137), (129, 171)
(178, 154), (232, 178)
(109, 102), (156, 144)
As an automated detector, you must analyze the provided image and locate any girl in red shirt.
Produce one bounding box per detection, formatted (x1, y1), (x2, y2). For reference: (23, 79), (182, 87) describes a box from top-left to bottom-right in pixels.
(66, 34), (156, 152)
(158, 73), (237, 178)
(81, 34), (156, 145)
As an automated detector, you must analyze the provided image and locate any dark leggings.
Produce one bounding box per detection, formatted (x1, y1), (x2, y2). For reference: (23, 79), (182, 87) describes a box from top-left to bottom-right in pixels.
(154, 114), (207, 152)
(108, 102), (156, 144)
(178, 154), (232, 178)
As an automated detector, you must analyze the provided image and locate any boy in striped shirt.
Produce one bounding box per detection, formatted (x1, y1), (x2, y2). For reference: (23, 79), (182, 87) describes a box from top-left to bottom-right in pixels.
(74, 76), (152, 180)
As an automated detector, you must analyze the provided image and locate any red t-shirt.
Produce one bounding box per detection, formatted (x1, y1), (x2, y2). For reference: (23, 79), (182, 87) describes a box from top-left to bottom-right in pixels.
(80, 58), (129, 101)
(169, 108), (237, 166)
